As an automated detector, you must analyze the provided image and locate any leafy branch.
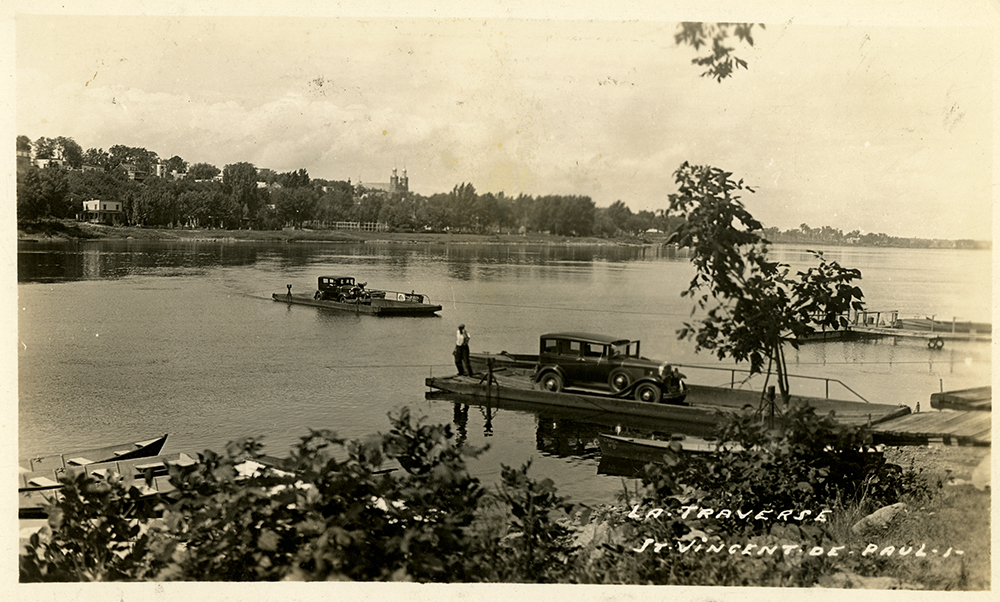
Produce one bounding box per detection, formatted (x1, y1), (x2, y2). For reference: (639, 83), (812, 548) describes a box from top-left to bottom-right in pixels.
(675, 22), (765, 82)
(666, 163), (865, 403)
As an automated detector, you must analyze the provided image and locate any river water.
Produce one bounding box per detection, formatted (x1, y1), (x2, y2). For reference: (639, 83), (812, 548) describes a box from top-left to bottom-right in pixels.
(16, 240), (992, 504)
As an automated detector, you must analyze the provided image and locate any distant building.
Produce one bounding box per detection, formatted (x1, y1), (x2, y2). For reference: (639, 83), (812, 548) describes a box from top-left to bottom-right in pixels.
(80, 199), (124, 225)
(33, 147), (67, 169)
(359, 168), (409, 194)
(34, 157), (66, 169)
(118, 163), (148, 181)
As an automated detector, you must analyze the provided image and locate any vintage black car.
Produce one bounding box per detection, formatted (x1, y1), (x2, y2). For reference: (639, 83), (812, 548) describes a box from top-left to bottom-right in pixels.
(314, 275), (384, 302)
(533, 332), (686, 404)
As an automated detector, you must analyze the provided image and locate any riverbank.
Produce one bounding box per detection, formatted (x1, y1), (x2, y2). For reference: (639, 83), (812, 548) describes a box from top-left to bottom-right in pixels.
(20, 219), (989, 251)
(850, 444), (991, 589)
(16, 219), (661, 246)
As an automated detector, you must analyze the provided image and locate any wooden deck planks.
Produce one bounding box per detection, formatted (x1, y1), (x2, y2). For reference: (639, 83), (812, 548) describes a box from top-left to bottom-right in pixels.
(872, 409), (991, 445)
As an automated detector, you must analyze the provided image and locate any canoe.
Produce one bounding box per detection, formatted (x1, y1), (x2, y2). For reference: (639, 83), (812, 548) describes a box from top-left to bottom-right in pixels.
(272, 292), (442, 316)
(19, 434), (169, 475)
(425, 373), (910, 429)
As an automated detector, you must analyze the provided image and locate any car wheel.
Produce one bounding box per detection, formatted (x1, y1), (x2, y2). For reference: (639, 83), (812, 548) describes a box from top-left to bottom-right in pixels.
(539, 372), (564, 393)
(608, 369), (632, 392)
(634, 382), (662, 403)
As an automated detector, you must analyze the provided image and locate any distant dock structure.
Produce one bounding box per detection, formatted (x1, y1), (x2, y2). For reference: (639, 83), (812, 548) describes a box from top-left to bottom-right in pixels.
(800, 309), (990, 348)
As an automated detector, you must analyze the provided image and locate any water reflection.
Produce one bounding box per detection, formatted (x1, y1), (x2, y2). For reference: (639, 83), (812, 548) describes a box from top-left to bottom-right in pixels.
(433, 391), (725, 480)
(17, 239), (692, 284)
(17, 240), (264, 283)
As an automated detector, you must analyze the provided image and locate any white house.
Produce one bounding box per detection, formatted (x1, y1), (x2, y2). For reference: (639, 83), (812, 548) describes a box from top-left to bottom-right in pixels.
(80, 199), (123, 225)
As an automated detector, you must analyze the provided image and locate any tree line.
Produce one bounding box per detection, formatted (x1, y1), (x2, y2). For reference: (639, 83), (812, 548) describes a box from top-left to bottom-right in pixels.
(16, 135), (678, 236)
(762, 224), (989, 250)
(16, 24), (769, 237)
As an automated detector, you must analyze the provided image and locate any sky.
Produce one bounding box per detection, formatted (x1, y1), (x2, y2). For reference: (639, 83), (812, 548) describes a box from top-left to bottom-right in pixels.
(8, 2), (997, 240)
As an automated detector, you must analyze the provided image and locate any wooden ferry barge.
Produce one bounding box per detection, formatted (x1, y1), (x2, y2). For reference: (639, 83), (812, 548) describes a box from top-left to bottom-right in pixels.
(274, 275), (442, 316)
(425, 371), (910, 430)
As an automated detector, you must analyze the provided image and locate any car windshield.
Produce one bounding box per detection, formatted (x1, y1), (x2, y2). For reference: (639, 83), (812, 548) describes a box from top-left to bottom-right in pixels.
(610, 342), (636, 357)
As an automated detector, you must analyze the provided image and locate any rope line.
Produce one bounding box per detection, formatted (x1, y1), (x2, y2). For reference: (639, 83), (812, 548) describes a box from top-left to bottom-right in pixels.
(450, 299), (689, 317)
(317, 358), (980, 370)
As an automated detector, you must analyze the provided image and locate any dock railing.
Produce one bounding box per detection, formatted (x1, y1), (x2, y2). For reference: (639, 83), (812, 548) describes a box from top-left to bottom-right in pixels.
(672, 363), (871, 404)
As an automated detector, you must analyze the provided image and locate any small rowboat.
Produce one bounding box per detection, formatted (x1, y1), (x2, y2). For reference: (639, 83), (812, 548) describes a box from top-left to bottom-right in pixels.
(19, 434), (168, 476)
(598, 433), (739, 463)
(19, 451), (195, 519)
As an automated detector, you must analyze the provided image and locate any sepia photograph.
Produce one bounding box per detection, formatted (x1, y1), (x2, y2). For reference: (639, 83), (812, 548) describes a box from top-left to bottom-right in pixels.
(6, 1), (994, 600)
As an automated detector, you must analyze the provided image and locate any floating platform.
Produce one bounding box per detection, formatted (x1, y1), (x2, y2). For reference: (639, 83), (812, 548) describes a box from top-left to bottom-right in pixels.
(425, 372), (910, 430)
(848, 325), (990, 347)
(796, 310), (991, 347)
(896, 317), (991, 335)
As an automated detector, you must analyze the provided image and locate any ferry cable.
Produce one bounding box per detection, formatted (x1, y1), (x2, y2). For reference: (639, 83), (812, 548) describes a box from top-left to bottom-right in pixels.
(451, 299), (689, 317)
(317, 358), (971, 371)
(324, 363), (457, 370)
(789, 360), (982, 366)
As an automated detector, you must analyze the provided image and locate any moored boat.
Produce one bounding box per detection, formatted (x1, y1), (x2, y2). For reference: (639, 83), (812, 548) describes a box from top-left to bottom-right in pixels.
(274, 275), (442, 316)
(19, 434), (169, 475)
(598, 432), (737, 463)
(19, 451), (196, 519)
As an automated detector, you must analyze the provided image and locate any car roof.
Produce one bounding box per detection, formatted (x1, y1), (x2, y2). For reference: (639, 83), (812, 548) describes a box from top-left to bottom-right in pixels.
(319, 275), (354, 280)
(540, 332), (634, 345)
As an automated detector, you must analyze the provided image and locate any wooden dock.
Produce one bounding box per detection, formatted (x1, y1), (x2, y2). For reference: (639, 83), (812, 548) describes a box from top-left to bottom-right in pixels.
(930, 386), (991, 411)
(871, 406), (991, 447)
(872, 411), (990, 446)
(871, 385), (991, 446)
(849, 325), (990, 347)
(834, 310), (991, 347)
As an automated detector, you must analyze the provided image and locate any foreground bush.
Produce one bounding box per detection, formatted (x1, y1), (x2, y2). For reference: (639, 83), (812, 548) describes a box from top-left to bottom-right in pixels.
(21, 404), (940, 585)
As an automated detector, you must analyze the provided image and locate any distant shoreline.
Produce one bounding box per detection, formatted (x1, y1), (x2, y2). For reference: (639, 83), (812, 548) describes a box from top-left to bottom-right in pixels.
(15, 220), (664, 246)
(16, 219), (991, 250)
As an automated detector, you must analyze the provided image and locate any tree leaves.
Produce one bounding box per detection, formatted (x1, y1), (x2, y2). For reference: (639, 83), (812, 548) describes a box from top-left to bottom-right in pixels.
(667, 164), (865, 401)
(674, 22), (765, 82)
